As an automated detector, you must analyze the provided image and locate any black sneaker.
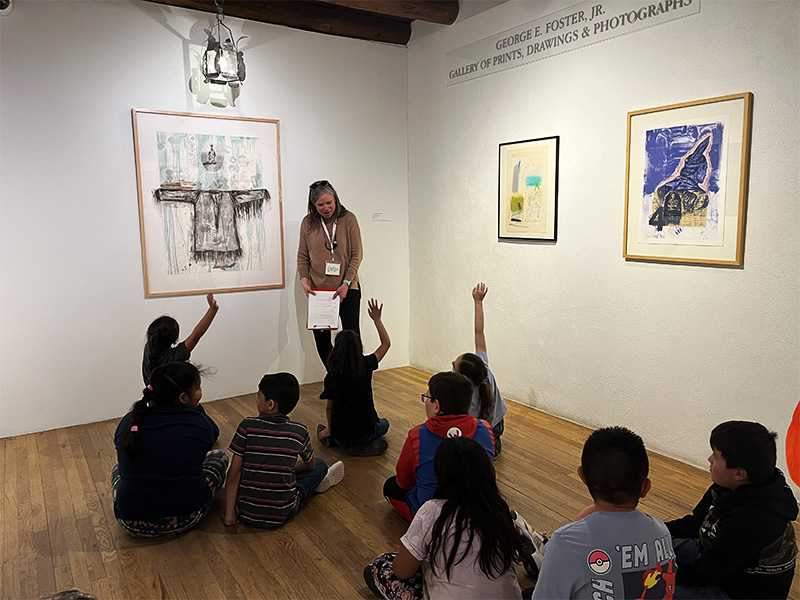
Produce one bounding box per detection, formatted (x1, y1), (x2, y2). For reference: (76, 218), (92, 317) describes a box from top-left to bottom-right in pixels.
(510, 510), (547, 580)
(348, 438), (388, 456)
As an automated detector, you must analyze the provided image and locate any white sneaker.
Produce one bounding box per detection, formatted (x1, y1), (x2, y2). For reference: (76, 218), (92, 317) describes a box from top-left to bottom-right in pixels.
(315, 460), (345, 493)
(510, 510), (548, 578)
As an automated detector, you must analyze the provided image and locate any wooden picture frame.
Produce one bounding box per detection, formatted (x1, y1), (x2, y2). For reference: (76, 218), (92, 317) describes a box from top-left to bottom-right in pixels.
(132, 109), (284, 297)
(498, 136), (559, 241)
(623, 93), (753, 266)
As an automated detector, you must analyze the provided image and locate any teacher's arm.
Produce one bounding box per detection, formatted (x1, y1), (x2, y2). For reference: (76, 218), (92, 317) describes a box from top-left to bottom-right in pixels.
(334, 213), (363, 300)
(297, 219), (316, 297)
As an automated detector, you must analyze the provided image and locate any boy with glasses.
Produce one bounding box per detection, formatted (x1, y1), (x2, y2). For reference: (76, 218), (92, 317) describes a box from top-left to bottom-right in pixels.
(382, 371), (495, 521)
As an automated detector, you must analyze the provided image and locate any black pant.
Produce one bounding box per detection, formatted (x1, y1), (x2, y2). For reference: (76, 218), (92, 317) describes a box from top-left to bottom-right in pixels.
(312, 287), (361, 365)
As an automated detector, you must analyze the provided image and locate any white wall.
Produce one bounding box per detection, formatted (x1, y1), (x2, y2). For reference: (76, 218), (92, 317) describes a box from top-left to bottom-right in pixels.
(408, 0), (800, 476)
(0, 0), (410, 438)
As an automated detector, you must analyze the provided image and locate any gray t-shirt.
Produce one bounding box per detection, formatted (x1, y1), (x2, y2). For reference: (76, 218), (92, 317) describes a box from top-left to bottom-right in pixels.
(467, 350), (507, 427)
(533, 510), (676, 600)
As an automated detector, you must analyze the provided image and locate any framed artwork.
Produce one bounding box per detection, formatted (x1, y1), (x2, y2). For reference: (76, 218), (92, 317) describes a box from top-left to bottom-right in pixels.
(623, 93), (753, 266)
(132, 109), (284, 297)
(498, 136), (559, 241)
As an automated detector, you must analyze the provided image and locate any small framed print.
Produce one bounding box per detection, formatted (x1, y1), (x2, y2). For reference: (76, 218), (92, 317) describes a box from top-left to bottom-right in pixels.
(498, 135), (559, 242)
(623, 93), (753, 266)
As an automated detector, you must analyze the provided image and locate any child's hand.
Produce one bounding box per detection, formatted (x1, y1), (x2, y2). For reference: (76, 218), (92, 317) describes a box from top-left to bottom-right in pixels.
(318, 426), (332, 442)
(472, 283), (488, 302)
(207, 293), (219, 310)
(222, 512), (239, 526)
(367, 298), (383, 321)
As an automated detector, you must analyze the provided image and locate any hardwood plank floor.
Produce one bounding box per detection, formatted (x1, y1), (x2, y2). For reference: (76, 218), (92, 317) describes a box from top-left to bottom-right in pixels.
(2, 366), (798, 599)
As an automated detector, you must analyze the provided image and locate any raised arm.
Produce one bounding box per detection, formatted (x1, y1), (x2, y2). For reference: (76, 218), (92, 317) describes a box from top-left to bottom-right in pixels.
(472, 283), (487, 354)
(184, 294), (220, 352)
(368, 299), (391, 362)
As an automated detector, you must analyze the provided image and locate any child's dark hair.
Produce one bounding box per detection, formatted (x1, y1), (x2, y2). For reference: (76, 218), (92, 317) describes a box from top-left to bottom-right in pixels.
(123, 362), (201, 460)
(143, 315), (180, 382)
(428, 436), (519, 580)
(456, 353), (492, 421)
(581, 426), (649, 505)
(429, 372), (473, 416)
(326, 330), (366, 379)
(710, 421), (777, 484)
(258, 372), (300, 415)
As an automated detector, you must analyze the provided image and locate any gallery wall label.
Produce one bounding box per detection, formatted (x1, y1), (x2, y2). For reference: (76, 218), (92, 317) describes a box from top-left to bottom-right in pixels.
(446, 0), (700, 85)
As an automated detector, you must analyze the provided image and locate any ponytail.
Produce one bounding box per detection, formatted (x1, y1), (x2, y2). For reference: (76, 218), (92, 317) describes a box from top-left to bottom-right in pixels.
(143, 316), (180, 382)
(121, 362), (201, 460)
(456, 353), (494, 422)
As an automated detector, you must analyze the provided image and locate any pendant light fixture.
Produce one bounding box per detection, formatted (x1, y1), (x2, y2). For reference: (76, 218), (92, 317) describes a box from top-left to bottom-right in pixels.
(202, 0), (245, 87)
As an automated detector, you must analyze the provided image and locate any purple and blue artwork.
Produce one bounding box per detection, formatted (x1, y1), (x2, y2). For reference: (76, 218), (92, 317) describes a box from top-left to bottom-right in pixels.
(641, 122), (726, 244)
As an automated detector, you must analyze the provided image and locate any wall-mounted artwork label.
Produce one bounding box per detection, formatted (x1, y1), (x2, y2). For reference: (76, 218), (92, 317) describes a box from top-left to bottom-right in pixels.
(498, 136), (559, 241)
(624, 93), (752, 266)
(133, 109), (285, 297)
(446, 0), (700, 86)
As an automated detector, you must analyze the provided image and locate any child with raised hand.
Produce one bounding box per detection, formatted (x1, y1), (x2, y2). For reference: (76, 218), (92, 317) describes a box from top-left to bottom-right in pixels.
(112, 362), (228, 537)
(452, 283), (509, 454)
(142, 293), (219, 384)
(224, 372), (344, 529)
(317, 298), (391, 456)
(365, 436), (522, 600)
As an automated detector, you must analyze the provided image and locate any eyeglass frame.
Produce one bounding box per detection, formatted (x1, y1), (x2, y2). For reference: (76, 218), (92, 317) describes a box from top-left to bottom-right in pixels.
(421, 393), (434, 403)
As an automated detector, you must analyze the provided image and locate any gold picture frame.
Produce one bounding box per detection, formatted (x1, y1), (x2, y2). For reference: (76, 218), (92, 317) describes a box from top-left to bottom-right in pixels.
(132, 109), (284, 297)
(623, 93), (752, 266)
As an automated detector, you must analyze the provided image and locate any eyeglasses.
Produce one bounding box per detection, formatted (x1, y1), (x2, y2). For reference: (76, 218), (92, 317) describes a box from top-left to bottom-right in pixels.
(421, 393), (433, 403)
(309, 180), (330, 190)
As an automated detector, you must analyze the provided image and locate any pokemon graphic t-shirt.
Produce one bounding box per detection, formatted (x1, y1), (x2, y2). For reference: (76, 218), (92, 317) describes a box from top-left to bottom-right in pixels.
(533, 510), (676, 600)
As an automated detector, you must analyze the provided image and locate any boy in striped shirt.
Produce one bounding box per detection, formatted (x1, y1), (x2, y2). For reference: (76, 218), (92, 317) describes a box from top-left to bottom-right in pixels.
(224, 373), (344, 528)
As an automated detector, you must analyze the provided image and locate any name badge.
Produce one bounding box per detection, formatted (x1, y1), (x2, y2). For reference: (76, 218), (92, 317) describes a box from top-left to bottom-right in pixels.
(325, 261), (341, 277)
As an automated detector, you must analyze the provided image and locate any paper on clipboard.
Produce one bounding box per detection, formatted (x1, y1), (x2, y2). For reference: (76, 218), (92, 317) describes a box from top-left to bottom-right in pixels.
(307, 289), (340, 330)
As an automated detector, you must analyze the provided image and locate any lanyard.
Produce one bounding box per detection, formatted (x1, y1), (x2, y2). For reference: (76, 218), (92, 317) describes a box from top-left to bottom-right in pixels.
(321, 218), (337, 260)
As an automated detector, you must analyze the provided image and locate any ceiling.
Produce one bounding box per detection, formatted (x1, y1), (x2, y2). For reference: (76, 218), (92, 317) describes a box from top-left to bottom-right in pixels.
(144, 0), (460, 45)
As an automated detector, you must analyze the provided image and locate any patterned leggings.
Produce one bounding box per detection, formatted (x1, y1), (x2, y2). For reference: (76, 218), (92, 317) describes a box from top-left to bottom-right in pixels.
(110, 450), (229, 537)
(365, 553), (424, 600)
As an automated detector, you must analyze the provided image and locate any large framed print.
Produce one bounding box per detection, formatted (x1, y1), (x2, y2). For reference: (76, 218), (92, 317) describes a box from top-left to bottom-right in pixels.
(498, 136), (559, 241)
(133, 109), (285, 297)
(623, 93), (753, 266)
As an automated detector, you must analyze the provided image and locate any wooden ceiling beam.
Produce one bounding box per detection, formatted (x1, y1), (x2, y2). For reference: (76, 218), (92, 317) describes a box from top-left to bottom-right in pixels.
(315, 0), (458, 25)
(144, 0), (413, 45)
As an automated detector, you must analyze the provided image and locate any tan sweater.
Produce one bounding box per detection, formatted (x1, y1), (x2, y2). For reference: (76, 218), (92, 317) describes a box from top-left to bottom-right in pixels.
(297, 210), (362, 290)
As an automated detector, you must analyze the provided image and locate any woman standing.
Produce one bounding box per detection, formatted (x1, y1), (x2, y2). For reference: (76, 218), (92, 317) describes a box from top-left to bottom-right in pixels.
(297, 180), (363, 365)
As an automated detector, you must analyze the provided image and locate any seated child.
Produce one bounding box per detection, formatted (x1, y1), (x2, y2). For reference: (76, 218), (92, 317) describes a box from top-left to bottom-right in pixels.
(365, 436), (522, 600)
(223, 372), (344, 529)
(317, 298), (391, 456)
(383, 371), (494, 521)
(666, 420), (798, 599)
(453, 282), (509, 454)
(142, 293), (219, 384)
(532, 426), (676, 599)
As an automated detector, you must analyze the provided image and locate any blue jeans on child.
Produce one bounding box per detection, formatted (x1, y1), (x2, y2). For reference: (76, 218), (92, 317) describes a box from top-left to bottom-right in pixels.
(672, 538), (730, 599)
(294, 457), (329, 510)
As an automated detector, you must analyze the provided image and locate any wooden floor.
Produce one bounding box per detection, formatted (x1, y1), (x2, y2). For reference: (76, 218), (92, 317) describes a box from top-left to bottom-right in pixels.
(2, 366), (799, 599)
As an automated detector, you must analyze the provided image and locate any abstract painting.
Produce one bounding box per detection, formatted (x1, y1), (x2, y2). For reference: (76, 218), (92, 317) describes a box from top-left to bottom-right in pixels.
(624, 93), (752, 265)
(498, 136), (559, 241)
(133, 109), (284, 297)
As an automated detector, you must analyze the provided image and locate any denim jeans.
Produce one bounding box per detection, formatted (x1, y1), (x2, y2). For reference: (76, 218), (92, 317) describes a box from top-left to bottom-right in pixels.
(672, 538), (730, 599)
